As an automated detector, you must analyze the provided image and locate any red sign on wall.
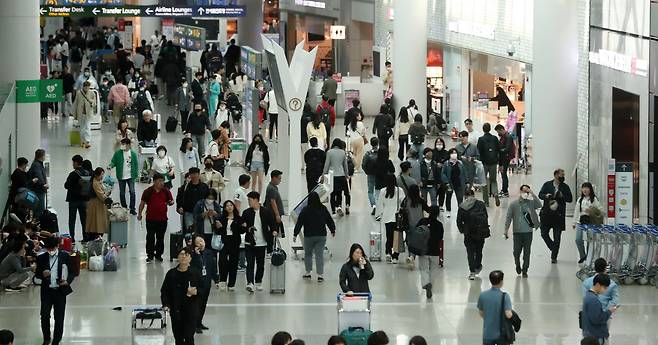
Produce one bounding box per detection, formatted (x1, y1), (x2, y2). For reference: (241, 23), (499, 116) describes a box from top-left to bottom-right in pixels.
(607, 159), (616, 221)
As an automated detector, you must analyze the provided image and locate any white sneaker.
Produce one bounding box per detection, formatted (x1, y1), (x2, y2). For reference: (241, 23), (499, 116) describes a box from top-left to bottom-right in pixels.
(227, 286), (236, 291)
(385, 254), (392, 263)
(256, 283), (263, 291)
(391, 258), (398, 264)
(219, 282), (227, 291)
(246, 283), (254, 293)
(336, 207), (344, 217)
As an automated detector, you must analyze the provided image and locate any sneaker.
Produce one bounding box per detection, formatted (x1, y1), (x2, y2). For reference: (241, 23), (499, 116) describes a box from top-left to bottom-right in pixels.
(256, 283), (263, 291)
(499, 192), (509, 198)
(228, 286), (236, 291)
(302, 273), (312, 279)
(375, 216), (381, 222)
(422, 283), (433, 299)
(406, 257), (415, 270)
(246, 283), (254, 293)
(146, 257), (154, 263)
(266, 253), (272, 259)
(551, 259), (558, 264)
(371, 207), (376, 215)
(336, 207), (344, 217)
(317, 276), (324, 283)
(345, 207), (350, 215)
(468, 273), (476, 280)
(130, 210), (137, 216)
(578, 256), (587, 264)
(391, 258), (398, 264)
(495, 196), (501, 207)
(218, 282), (227, 291)
(155, 256), (164, 262)
(385, 254), (392, 263)
(515, 265), (521, 275)
(4, 287), (22, 293)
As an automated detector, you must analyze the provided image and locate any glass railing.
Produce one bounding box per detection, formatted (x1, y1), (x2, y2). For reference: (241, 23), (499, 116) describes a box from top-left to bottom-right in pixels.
(0, 82), (14, 111)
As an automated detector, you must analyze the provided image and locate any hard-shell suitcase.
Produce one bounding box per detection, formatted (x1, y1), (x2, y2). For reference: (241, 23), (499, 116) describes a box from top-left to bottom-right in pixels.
(132, 307), (166, 345)
(169, 231), (184, 262)
(165, 116), (178, 132)
(270, 262), (285, 294)
(70, 130), (81, 146)
(109, 221), (129, 248)
(59, 235), (72, 252)
(369, 231), (382, 261)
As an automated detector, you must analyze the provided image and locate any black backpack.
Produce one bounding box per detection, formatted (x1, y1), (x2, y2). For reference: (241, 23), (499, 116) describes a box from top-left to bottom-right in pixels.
(134, 91), (151, 113)
(362, 151), (377, 175)
(77, 169), (92, 198)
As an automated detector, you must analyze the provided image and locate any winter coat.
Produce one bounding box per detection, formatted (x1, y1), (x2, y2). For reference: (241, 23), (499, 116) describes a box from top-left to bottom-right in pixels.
(339, 260), (374, 293)
(538, 180), (573, 230)
(477, 133), (500, 165)
(86, 179), (109, 234)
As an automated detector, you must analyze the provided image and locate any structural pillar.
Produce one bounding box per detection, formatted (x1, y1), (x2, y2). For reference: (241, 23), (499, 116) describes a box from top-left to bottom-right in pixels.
(137, 0), (161, 45)
(393, 0), (427, 118)
(238, 0), (264, 51)
(0, 0), (41, 159)
(531, 0), (578, 190)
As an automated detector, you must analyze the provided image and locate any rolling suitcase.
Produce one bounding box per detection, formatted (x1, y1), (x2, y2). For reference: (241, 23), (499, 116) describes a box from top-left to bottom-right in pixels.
(70, 130), (81, 146)
(132, 307), (166, 345)
(270, 236), (286, 294)
(165, 116), (178, 132)
(369, 231), (382, 261)
(109, 221), (129, 248)
(169, 231), (184, 262)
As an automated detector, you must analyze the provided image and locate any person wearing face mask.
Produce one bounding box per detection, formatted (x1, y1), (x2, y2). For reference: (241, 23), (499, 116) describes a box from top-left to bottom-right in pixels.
(176, 78), (192, 132)
(74, 67), (97, 90)
(85, 167), (110, 241)
(209, 74), (222, 118)
(441, 149), (466, 217)
(138, 174), (174, 263)
(193, 189), (222, 247)
(191, 72), (207, 109)
(71, 81), (97, 149)
(98, 77), (111, 123)
(108, 138), (139, 215)
(245, 134), (270, 193)
(538, 169), (573, 264)
(176, 168), (210, 232)
(160, 246), (200, 345)
(216, 200), (245, 291)
(178, 138), (200, 179)
(190, 236), (219, 334)
(573, 183), (604, 263)
(35, 236), (77, 345)
(420, 148), (441, 207)
(132, 80), (154, 121)
(137, 110), (158, 147)
(432, 138), (449, 210)
(504, 184), (541, 277)
(200, 156), (225, 199)
(151, 146), (176, 189)
(187, 104), (212, 156)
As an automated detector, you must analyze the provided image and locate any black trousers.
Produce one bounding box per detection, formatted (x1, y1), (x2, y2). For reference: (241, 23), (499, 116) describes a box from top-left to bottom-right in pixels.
(68, 200), (87, 242)
(384, 222), (399, 259)
(437, 183), (447, 208)
(397, 135), (409, 161)
(145, 220), (167, 259)
(328, 99), (336, 107)
(269, 113), (278, 138)
(219, 242), (240, 287)
(540, 222), (563, 260)
(197, 285), (211, 327)
(40, 288), (66, 344)
(513, 232), (533, 272)
(180, 110), (189, 132)
(307, 175), (320, 193)
(330, 176), (351, 212)
(464, 237), (484, 273)
(245, 246), (266, 284)
(171, 311), (197, 345)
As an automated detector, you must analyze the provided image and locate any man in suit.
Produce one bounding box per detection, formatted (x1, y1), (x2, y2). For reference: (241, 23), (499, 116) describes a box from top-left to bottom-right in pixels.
(240, 191), (277, 293)
(190, 72), (207, 110)
(538, 168), (573, 264)
(35, 236), (77, 345)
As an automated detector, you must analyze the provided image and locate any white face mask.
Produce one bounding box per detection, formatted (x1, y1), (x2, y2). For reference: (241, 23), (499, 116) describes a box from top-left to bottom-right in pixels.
(84, 72), (90, 77)
(450, 153), (458, 160)
(436, 145), (444, 150)
(182, 83), (188, 88)
(424, 158), (431, 163)
(157, 150), (165, 158)
(205, 199), (215, 207)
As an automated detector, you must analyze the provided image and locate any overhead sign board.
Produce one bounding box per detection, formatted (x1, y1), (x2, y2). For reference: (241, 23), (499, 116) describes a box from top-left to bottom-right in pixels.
(330, 25), (346, 40)
(173, 24), (206, 51)
(41, 0), (124, 5)
(615, 162), (634, 225)
(39, 5), (246, 18)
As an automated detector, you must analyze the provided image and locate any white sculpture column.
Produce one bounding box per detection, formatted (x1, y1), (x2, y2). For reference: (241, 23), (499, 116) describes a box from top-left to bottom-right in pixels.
(393, 0), (427, 117)
(262, 36), (317, 207)
(0, 0), (41, 159)
(238, 0), (264, 51)
(138, 0), (161, 44)
(531, 0), (578, 189)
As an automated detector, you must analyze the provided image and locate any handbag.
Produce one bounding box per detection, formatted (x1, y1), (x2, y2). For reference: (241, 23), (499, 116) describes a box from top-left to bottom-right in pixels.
(500, 292), (522, 343)
(211, 233), (224, 251)
(108, 203), (129, 222)
(395, 175), (410, 233)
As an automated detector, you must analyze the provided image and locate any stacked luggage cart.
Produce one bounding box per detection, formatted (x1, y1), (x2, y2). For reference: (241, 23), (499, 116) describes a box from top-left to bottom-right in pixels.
(576, 224), (658, 287)
(337, 293), (373, 343)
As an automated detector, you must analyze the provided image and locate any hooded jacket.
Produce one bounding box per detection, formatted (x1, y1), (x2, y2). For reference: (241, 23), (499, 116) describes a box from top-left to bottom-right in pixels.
(457, 197), (490, 240)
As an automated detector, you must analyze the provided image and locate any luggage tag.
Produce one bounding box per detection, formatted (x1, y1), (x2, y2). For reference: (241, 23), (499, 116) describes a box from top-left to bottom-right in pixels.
(201, 265), (207, 276)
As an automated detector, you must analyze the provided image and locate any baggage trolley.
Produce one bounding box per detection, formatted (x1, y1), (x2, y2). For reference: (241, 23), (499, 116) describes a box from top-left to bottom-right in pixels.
(646, 225), (658, 286)
(132, 307), (167, 345)
(337, 293), (371, 334)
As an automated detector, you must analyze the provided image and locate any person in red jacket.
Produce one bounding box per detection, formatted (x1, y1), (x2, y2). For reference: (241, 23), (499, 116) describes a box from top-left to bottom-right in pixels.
(316, 95), (336, 149)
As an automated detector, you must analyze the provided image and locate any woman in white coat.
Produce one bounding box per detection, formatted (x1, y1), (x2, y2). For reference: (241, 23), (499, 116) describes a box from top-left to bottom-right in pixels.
(376, 175), (405, 264)
(572, 182), (603, 263)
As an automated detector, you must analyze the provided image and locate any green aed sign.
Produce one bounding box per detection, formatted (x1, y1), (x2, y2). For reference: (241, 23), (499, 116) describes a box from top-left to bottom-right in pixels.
(16, 79), (63, 103)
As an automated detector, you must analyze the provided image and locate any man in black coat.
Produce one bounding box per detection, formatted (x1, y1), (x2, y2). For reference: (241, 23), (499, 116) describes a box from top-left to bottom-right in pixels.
(224, 39), (241, 77)
(420, 148), (442, 207)
(190, 72), (207, 109)
(538, 168), (573, 263)
(191, 236), (219, 334)
(64, 155), (91, 243)
(372, 107), (394, 147)
(35, 236), (77, 345)
(176, 168), (210, 232)
(240, 191), (277, 293)
(304, 137), (326, 193)
(476, 123), (501, 207)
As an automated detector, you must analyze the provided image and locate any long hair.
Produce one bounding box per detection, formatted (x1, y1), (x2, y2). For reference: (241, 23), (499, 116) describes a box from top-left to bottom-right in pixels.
(312, 112), (322, 129)
(222, 200), (237, 217)
(349, 113), (358, 132)
(384, 174), (396, 199)
(399, 107), (409, 123)
(346, 243), (367, 263)
(407, 184), (424, 208)
(579, 182), (596, 211)
(307, 192), (322, 208)
(250, 134), (267, 151)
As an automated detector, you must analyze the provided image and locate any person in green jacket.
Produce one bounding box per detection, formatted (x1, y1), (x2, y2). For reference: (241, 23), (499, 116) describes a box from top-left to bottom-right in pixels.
(108, 138), (139, 214)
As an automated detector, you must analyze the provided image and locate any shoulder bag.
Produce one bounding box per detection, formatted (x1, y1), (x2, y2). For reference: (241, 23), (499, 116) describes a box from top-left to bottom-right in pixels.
(500, 292), (522, 344)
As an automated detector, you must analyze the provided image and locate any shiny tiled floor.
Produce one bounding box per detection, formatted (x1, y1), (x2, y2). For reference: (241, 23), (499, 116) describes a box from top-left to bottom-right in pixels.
(1, 104), (657, 345)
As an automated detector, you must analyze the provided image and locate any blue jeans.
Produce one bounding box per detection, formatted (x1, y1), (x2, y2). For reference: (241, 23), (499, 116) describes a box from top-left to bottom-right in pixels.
(183, 212), (195, 230)
(367, 175), (377, 207)
(411, 143), (424, 156)
(575, 227), (587, 260)
(422, 186), (437, 206)
(118, 178), (136, 212)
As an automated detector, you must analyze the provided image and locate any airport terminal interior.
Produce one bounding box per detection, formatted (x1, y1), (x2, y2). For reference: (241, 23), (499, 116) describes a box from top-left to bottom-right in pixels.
(0, 0), (658, 345)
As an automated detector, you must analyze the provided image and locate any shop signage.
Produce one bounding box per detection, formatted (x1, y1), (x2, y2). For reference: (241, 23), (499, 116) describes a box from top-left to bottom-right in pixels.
(448, 20), (495, 40)
(330, 25), (346, 40)
(39, 5), (246, 18)
(16, 79), (63, 103)
(606, 159), (616, 223)
(615, 162), (633, 225)
(294, 0), (326, 9)
(173, 24), (206, 51)
(589, 49), (648, 77)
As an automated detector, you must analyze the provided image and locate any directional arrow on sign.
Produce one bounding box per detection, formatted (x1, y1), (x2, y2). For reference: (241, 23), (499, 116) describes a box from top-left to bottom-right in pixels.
(39, 7), (46, 16)
(145, 7), (153, 15)
(197, 7), (205, 15)
(92, 7), (100, 15)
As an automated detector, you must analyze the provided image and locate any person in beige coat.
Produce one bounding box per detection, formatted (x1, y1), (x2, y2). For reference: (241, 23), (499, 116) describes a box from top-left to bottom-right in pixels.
(72, 80), (97, 149)
(85, 167), (109, 239)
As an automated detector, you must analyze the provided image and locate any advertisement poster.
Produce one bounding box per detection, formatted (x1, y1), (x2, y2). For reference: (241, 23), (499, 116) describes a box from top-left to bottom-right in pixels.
(614, 162), (633, 225)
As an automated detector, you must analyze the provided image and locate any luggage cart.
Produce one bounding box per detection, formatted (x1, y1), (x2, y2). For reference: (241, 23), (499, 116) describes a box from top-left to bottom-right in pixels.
(576, 224), (599, 281)
(337, 293), (371, 334)
(646, 226), (658, 287)
(132, 307), (167, 345)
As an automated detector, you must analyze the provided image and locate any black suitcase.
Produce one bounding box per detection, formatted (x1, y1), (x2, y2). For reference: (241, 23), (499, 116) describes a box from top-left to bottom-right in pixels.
(169, 231), (184, 262)
(39, 210), (59, 233)
(165, 116), (178, 133)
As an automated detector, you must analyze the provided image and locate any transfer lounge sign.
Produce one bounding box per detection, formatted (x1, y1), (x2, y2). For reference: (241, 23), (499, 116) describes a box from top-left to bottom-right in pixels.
(16, 80), (63, 103)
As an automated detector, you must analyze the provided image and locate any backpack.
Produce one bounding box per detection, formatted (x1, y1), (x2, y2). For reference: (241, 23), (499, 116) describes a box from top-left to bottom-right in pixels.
(407, 224), (431, 256)
(479, 135), (499, 164)
(362, 151), (377, 175)
(77, 169), (92, 198)
(411, 132), (424, 145)
(134, 91), (151, 113)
